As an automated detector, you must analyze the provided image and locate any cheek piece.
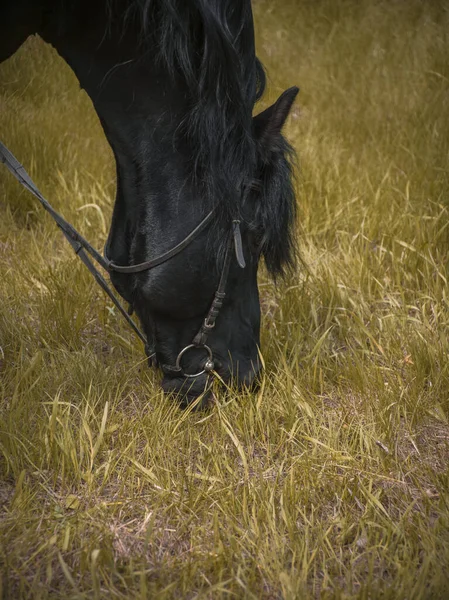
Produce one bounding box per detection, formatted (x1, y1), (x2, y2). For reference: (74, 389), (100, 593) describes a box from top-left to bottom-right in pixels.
(164, 219), (246, 378)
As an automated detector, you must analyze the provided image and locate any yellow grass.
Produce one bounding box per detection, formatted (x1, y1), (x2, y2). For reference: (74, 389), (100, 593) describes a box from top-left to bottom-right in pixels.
(1, 1), (448, 597)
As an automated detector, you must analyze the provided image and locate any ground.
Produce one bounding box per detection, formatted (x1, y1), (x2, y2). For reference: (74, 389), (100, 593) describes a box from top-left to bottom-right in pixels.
(1, 0), (449, 598)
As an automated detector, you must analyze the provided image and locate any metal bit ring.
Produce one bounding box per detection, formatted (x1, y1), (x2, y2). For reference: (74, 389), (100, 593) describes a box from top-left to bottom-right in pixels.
(175, 344), (214, 378)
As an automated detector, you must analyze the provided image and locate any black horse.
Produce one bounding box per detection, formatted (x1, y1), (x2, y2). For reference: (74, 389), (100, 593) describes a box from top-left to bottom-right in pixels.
(0, 0), (298, 404)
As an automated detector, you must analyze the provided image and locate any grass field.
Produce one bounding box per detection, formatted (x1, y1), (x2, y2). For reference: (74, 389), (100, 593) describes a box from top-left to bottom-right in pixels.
(1, 0), (449, 597)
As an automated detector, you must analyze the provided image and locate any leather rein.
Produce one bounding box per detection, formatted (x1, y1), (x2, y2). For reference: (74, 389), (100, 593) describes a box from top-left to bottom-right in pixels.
(0, 141), (246, 378)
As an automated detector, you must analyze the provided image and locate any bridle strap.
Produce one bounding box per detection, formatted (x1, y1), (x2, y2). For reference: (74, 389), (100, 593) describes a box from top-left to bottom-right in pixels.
(192, 227), (235, 346)
(106, 210), (215, 273)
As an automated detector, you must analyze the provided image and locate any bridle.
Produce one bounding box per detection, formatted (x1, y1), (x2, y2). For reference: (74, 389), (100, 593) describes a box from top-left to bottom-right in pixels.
(0, 141), (246, 379)
(105, 212), (246, 379)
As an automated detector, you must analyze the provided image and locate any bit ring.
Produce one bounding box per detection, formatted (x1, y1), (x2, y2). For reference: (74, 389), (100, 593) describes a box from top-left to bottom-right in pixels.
(175, 344), (214, 378)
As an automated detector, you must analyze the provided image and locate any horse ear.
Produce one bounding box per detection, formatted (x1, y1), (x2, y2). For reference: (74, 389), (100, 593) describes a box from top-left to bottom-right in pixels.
(253, 86), (299, 153)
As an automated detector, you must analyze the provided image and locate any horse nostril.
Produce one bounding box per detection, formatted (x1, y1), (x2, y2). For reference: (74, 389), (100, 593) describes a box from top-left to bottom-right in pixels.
(161, 374), (214, 409)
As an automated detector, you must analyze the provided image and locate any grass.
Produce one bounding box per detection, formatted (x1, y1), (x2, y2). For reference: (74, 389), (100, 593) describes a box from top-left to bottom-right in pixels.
(1, 0), (449, 597)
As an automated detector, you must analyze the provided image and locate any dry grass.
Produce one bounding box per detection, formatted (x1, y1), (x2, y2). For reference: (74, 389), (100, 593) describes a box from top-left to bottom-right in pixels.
(1, 1), (449, 598)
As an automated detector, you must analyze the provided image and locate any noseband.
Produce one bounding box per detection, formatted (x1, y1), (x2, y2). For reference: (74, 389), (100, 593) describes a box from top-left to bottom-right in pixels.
(1, 141), (246, 380)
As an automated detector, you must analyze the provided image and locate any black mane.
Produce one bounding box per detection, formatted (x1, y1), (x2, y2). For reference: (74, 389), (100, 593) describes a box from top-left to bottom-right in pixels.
(124, 0), (296, 275)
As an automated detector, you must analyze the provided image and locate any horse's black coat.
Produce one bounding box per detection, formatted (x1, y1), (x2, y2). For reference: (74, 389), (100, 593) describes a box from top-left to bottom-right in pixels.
(0, 0), (299, 403)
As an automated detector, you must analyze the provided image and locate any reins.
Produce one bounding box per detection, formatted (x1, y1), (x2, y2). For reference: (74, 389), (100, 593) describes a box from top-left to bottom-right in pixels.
(0, 141), (148, 345)
(0, 141), (246, 378)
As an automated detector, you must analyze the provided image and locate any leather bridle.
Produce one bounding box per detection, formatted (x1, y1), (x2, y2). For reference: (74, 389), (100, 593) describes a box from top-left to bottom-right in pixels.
(107, 215), (246, 379)
(0, 141), (246, 379)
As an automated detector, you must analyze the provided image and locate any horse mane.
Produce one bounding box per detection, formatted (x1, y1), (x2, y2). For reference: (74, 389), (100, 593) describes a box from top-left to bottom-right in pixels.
(126, 0), (296, 275)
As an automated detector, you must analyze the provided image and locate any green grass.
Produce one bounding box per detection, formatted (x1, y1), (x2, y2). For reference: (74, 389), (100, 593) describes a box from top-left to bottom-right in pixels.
(1, 0), (449, 597)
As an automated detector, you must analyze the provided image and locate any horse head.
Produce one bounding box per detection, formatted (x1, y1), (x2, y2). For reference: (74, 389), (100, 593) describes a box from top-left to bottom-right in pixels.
(1, 0), (299, 405)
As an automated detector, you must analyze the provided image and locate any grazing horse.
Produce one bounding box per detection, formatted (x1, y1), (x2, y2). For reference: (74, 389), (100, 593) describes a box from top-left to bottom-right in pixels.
(0, 0), (298, 404)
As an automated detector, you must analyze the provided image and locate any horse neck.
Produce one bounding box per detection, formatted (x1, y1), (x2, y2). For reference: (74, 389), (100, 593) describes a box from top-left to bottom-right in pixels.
(40, 14), (193, 265)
